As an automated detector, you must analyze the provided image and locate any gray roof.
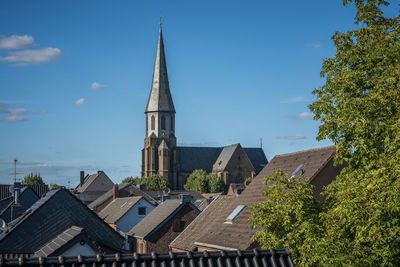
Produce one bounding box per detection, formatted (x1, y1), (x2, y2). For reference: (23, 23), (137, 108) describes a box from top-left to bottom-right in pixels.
(0, 188), (124, 254)
(88, 183), (158, 210)
(212, 144), (242, 172)
(128, 199), (198, 238)
(145, 25), (175, 113)
(0, 186), (39, 223)
(177, 147), (222, 172)
(0, 249), (294, 267)
(177, 145), (267, 175)
(35, 226), (86, 257)
(243, 147), (268, 174)
(98, 196), (143, 224)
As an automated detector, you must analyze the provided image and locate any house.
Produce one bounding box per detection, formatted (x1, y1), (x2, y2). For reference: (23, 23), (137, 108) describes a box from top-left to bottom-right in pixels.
(0, 188), (125, 258)
(88, 183), (157, 212)
(74, 170), (114, 204)
(170, 146), (343, 252)
(0, 183), (39, 223)
(0, 249), (294, 267)
(98, 195), (156, 233)
(140, 25), (268, 190)
(128, 195), (200, 253)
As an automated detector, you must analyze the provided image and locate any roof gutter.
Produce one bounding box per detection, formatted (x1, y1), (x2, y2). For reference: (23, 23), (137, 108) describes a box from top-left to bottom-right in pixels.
(194, 242), (237, 251)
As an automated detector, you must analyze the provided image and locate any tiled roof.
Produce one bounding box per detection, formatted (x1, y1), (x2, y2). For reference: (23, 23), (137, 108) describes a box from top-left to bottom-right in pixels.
(35, 226), (85, 257)
(0, 188), (124, 254)
(128, 199), (199, 238)
(88, 183), (158, 210)
(173, 146), (337, 251)
(170, 195), (235, 251)
(75, 171), (113, 193)
(98, 196), (143, 224)
(0, 249), (294, 267)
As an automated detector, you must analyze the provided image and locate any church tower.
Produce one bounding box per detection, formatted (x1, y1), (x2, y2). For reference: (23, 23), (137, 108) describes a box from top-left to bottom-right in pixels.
(141, 24), (177, 189)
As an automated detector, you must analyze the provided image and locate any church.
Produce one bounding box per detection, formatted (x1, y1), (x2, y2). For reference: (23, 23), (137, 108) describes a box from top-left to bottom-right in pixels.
(141, 25), (267, 190)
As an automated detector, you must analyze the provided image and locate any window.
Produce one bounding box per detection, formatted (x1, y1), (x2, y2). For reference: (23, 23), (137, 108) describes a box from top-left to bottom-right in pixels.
(225, 205), (245, 224)
(161, 116), (166, 130)
(171, 116), (174, 132)
(151, 115), (155, 130)
(138, 207), (146, 215)
(194, 200), (204, 208)
(146, 116), (148, 136)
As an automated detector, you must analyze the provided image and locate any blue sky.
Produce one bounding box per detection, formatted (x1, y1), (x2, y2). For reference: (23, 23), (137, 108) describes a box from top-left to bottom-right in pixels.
(0, 0), (397, 186)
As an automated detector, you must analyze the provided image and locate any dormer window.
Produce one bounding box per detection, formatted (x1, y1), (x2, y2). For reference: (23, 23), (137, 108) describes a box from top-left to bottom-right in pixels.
(224, 205), (245, 224)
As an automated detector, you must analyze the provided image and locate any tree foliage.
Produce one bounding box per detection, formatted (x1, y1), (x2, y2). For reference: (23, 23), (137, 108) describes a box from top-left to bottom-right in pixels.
(184, 169), (224, 193)
(251, 1), (400, 265)
(122, 175), (168, 191)
(22, 172), (44, 185)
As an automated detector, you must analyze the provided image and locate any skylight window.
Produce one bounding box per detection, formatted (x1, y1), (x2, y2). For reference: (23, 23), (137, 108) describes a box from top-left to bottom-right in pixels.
(225, 205), (245, 224)
(194, 200), (204, 208)
(291, 164), (304, 178)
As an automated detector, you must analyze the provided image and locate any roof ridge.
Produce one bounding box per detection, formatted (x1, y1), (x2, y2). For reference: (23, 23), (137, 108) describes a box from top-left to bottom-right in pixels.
(274, 145), (336, 158)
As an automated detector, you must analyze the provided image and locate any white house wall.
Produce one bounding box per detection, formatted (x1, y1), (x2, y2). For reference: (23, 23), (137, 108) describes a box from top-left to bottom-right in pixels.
(116, 198), (155, 233)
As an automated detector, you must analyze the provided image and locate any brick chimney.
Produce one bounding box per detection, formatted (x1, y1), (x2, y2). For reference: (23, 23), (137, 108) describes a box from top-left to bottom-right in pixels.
(80, 171), (85, 186)
(113, 184), (119, 200)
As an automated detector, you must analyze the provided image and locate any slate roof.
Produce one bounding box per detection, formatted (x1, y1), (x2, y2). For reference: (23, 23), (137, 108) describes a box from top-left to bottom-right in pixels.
(98, 196), (143, 224)
(0, 197), (13, 214)
(0, 188), (125, 254)
(146, 25), (175, 113)
(177, 145), (267, 175)
(0, 249), (294, 267)
(0, 184), (49, 200)
(171, 146), (337, 251)
(35, 226), (86, 257)
(128, 199), (199, 239)
(212, 144), (240, 172)
(243, 148), (268, 174)
(88, 183), (157, 210)
(0, 186), (39, 223)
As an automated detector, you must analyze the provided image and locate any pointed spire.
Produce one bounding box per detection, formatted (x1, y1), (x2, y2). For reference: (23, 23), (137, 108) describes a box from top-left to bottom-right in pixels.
(145, 24), (175, 113)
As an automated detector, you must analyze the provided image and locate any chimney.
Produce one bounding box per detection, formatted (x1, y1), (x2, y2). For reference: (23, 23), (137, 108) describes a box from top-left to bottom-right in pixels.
(80, 171), (85, 186)
(113, 184), (119, 200)
(179, 194), (192, 204)
(97, 170), (102, 174)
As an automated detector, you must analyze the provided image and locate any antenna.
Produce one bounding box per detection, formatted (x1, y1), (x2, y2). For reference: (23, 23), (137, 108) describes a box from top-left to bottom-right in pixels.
(67, 178), (71, 189)
(260, 138), (263, 149)
(8, 158), (23, 183)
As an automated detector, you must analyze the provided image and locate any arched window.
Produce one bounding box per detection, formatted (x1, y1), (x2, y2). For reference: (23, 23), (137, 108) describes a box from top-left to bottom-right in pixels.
(146, 116), (148, 135)
(161, 116), (166, 130)
(171, 116), (174, 132)
(151, 115), (155, 130)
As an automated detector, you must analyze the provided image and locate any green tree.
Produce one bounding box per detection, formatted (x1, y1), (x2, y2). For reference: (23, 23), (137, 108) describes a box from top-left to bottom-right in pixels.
(22, 172), (44, 185)
(184, 169), (209, 193)
(50, 184), (61, 190)
(122, 176), (141, 184)
(208, 173), (224, 193)
(184, 170), (224, 193)
(145, 174), (169, 191)
(251, 1), (400, 265)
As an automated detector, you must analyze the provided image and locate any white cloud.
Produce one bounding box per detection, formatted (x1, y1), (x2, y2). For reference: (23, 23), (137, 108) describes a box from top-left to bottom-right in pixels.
(3, 114), (27, 122)
(281, 134), (306, 140)
(89, 82), (107, 90)
(74, 98), (85, 105)
(306, 42), (321, 49)
(287, 112), (314, 120)
(0, 103), (28, 122)
(0, 35), (34, 50)
(281, 96), (309, 103)
(0, 47), (61, 66)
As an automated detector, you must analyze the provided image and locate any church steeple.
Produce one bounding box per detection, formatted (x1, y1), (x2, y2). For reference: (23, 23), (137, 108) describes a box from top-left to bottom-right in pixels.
(145, 24), (175, 113)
